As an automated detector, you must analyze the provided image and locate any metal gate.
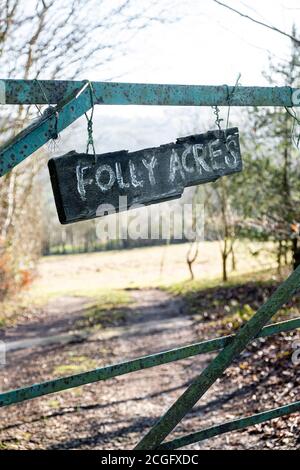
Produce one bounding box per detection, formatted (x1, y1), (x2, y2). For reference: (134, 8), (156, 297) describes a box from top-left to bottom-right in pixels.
(0, 80), (300, 449)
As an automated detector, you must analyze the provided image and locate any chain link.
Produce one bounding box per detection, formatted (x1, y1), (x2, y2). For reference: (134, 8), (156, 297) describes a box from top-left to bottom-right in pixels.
(84, 81), (96, 159)
(285, 106), (300, 149)
(34, 79), (59, 141)
(212, 105), (223, 132)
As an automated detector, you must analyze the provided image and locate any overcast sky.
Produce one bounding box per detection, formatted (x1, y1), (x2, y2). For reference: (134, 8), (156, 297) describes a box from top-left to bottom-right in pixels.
(105, 0), (298, 86)
(76, 0), (299, 152)
(51, 0), (300, 153)
(43, 0), (299, 222)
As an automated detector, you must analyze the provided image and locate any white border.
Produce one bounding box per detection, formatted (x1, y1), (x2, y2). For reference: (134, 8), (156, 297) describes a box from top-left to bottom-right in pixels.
(292, 89), (300, 106)
(0, 80), (6, 104)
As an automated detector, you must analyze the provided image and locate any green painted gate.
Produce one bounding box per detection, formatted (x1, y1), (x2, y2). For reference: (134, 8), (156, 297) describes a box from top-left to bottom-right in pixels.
(0, 80), (300, 449)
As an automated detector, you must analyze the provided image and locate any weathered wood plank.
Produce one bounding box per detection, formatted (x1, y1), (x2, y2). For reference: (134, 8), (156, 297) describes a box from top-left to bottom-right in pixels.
(48, 128), (242, 224)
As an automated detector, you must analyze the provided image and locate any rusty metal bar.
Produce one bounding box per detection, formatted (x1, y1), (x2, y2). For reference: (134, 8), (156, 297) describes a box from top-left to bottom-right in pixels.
(1, 80), (299, 177)
(0, 80), (298, 107)
(158, 400), (300, 449)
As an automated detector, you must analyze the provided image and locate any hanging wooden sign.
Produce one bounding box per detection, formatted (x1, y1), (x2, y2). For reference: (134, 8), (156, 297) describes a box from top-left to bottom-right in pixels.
(48, 127), (242, 224)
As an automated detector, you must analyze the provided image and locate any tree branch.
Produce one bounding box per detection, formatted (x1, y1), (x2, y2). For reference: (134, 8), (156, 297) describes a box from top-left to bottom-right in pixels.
(212, 0), (300, 46)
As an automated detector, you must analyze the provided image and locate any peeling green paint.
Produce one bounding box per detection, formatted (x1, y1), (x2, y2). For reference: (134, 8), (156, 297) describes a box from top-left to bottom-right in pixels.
(158, 400), (300, 449)
(1, 80), (297, 107)
(0, 81), (298, 177)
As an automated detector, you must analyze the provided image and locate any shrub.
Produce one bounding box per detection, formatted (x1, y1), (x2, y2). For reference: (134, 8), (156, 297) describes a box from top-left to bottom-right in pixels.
(0, 250), (14, 301)
(0, 240), (33, 301)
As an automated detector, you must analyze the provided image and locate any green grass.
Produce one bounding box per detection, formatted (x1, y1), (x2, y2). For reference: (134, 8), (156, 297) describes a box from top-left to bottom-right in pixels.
(0, 286), (132, 331)
(164, 265), (295, 336)
(53, 354), (100, 376)
(0, 240), (285, 329)
(164, 266), (285, 297)
(76, 289), (133, 329)
(53, 361), (98, 376)
(0, 296), (31, 328)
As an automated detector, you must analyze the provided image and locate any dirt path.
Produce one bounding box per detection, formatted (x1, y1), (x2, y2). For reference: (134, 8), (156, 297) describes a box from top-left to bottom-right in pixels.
(0, 289), (298, 449)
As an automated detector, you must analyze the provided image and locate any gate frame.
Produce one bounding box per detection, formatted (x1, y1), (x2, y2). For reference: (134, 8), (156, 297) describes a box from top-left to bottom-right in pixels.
(0, 79), (300, 449)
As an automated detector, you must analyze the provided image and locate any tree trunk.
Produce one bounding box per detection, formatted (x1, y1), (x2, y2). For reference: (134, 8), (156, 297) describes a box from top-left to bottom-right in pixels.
(222, 252), (228, 282)
(186, 242), (198, 281)
(292, 238), (300, 270)
(187, 259), (194, 281)
(277, 240), (283, 274)
(231, 246), (236, 271)
(284, 240), (289, 265)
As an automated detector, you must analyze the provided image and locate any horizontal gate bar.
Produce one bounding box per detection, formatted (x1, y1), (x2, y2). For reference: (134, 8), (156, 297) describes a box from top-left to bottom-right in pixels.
(158, 399), (300, 449)
(0, 316), (299, 408)
(0, 80), (298, 107)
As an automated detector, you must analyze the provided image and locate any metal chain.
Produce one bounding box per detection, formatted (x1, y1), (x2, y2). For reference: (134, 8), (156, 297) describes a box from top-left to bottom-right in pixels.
(212, 105), (223, 132)
(211, 75), (241, 133)
(84, 81), (96, 158)
(210, 75), (242, 166)
(34, 79), (59, 140)
(285, 105), (300, 149)
(225, 73), (241, 130)
(211, 77), (240, 163)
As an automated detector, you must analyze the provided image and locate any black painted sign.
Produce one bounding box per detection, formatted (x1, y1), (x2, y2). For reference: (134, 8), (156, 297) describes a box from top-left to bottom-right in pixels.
(48, 128), (242, 225)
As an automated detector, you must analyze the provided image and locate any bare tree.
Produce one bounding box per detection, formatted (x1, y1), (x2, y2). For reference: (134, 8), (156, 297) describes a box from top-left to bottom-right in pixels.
(0, 0), (178, 296)
(185, 186), (201, 281)
(186, 240), (198, 281)
(212, 0), (300, 46)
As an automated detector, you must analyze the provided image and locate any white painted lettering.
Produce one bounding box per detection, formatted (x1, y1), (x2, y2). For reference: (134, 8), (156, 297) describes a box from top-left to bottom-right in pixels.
(181, 145), (194, 173)
(95, 164), (116, 192)
(142, 156), (157, 186)
(209, 139), (225, 170)
(115, 162), (130, 189)
(129, 160), (144, 187)
(169, 149), (185, 182)
(192, 144), (212, 174)
(76, 164), (93, 201)
(225, 136), (239, 169)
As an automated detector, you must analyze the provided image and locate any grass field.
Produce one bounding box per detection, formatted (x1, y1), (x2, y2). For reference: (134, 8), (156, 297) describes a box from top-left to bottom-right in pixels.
(28, 240), (278, 301)
(0, 239), (283, 328)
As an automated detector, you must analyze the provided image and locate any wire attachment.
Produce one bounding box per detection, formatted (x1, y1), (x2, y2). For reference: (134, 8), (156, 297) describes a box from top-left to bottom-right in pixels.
(211, 75), (241, 161)
(34, 79), (59, 141)
(285, 104), (300, 150)
(225, 73), (241, 130)
(212, 105), (224, 132)
(41, 106), (59, 140)
(83, 81), (96, 162)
